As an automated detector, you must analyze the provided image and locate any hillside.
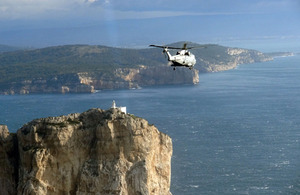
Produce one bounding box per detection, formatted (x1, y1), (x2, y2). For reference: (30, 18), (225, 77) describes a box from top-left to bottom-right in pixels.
(0, 42), (272, 94)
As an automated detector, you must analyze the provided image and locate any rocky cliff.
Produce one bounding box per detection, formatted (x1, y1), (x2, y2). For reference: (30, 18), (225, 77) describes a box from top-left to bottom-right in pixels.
(196, 47), (272, 72)
(0, 67), (198, 95)
(0, 125), (18, 195)
(1, 74), (96, 95)
(0, 109), (173, 195)
(89, 66), (199, 90)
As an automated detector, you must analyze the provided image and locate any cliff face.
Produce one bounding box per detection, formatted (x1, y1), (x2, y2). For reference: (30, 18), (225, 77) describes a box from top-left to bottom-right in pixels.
(91, 66), (199, 89)
(0, 66), (198, 95)
(1, 74), (95, 95)
(0, 125), (18, 195)
(130, 66), (199, 86)
(0, 109), (173, 195)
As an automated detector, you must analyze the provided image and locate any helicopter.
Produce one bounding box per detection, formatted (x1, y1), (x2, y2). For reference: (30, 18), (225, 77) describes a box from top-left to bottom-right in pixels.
(149, 43), (197, 70)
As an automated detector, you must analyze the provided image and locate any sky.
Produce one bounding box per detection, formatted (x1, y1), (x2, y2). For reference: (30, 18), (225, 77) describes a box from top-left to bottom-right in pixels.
(0, 0), (300, 51)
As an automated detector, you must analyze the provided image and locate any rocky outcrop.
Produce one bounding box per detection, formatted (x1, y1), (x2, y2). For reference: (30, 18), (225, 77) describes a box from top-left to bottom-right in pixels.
(0, 125), (18, 195)
(226, 48), (272, 64)
(196, 48), (272, 72)
(0, 109), (173, 195)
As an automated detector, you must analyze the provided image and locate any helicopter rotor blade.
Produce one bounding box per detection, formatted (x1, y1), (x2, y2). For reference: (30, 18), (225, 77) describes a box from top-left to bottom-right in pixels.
(149, 45), (167, 49)
(149, 45), (180, 50)
(150, 43), (218, 50)
(149, 44), (193, 50)
(185, 44), (219, 49)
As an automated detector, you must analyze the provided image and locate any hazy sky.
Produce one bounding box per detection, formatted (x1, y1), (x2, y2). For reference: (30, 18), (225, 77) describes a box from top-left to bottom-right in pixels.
(0, 0), (299, 51)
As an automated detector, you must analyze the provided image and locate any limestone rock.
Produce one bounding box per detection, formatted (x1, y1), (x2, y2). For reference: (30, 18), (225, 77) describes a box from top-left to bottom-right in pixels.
(0, 125), (18, 195)
(0, 66), (198, 95)
(16, 108), (172, 195)
(196, 48), (272, 73)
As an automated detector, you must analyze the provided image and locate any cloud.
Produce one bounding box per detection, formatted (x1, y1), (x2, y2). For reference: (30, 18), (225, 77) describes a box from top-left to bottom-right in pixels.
(109, 10), (257, 21)
(0, 0), (233, 21)
(0, 0), (298, 21)
(0, 0), (99, 19)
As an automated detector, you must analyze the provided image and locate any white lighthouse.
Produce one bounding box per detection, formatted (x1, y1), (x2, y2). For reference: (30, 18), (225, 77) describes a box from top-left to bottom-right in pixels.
(111, 100), (117, 109)
(111, 100), (127, 114)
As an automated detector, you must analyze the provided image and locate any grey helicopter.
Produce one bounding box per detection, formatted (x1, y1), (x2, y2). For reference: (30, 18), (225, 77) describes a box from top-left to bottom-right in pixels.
(149, 43), (197, 70)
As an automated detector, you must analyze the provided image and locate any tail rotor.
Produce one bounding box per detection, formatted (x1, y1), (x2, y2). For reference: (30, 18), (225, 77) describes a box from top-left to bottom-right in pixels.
(162, 47), (168, 58)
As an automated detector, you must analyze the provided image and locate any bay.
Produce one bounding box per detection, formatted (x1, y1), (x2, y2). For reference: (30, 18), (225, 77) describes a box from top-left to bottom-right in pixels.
(1, 55), (300, 194)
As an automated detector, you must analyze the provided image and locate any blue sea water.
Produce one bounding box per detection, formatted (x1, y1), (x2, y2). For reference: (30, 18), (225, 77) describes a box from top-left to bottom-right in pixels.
(1, 55), (300, 194)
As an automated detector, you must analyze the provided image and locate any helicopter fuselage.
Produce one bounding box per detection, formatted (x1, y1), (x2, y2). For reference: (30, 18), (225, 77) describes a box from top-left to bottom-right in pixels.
(149, 43), (198, 70)
(164, 48), (196, 69)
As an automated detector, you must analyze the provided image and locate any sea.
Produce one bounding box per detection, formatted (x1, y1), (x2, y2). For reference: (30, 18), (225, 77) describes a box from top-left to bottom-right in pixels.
(1, 55), (300, 194)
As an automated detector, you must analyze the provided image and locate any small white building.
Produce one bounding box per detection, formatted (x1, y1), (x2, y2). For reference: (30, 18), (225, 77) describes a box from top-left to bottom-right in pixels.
(111, 100), (127, 114)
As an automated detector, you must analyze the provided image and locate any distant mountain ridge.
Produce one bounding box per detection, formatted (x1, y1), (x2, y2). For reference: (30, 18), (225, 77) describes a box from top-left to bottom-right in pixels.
(0, 42), (272, 94)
